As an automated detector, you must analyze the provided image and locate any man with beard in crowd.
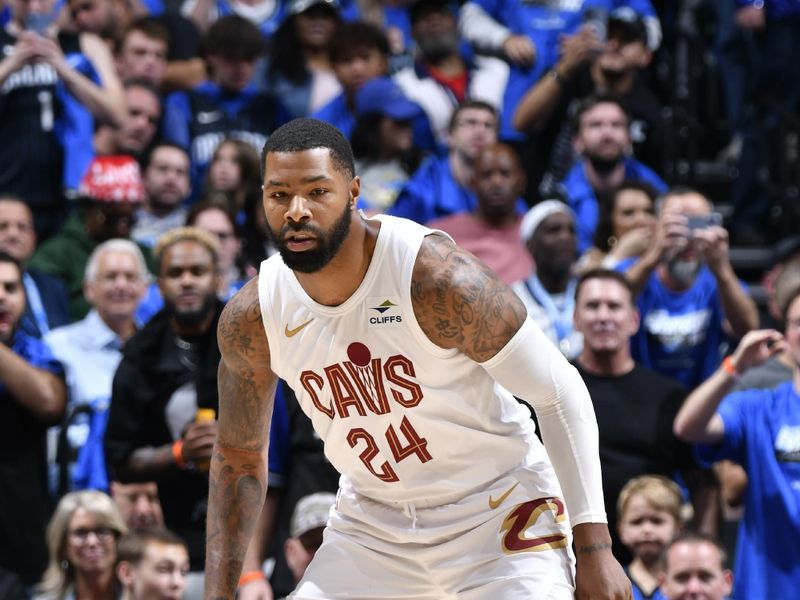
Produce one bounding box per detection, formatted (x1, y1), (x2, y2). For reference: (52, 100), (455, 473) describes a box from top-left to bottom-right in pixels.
(513, 8), (665, 200)
(560, 95), (665, 253)
(619, 188), (758, 388)
(104, 227), (223, 599)
(130, 143), (192, 248)
(428, 143), (531, 284)
(394, 0), (508, 147)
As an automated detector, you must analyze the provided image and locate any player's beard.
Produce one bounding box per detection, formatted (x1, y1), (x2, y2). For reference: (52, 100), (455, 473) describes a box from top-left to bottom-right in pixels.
(268, 201), (352, 273)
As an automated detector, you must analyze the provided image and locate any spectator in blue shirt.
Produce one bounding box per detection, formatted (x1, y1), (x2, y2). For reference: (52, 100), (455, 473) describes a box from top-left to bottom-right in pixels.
(673, 295), (800, 599)
(390, 99), (498, 224)
(561, 94), (666, 252)
(620, 188), (758, 389)
(659, 532), (733, 600)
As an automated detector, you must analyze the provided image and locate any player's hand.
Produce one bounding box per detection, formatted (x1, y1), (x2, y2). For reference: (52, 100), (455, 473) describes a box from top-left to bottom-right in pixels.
(181, 420), (218, 466)
(237, 577), (274, 600)
(573, 523), (632, 600)
(730, 329), (786, 373)
(502, 34), (536, 68)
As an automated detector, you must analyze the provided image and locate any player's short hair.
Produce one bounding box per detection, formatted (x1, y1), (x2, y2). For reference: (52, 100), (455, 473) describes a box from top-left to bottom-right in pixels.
(117, 528), (187, 567)
(202, 15), (264, 61)
(616, 474), (683, 523)
(661, 530), (728, 571)
(116, 16), (170, 54)
(153, 227), (219, 273)
(447, 100), (497, 132)
(575, 268), (636, 306)
(261, 118), (355, 180)
(328, 21), (389, 64)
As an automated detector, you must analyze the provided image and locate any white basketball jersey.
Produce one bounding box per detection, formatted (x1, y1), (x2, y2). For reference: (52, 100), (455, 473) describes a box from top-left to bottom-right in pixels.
(258, 215), (552, 505)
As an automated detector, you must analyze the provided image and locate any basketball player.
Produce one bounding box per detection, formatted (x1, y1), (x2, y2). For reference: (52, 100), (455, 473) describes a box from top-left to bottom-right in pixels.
(205, 119), (631, 599)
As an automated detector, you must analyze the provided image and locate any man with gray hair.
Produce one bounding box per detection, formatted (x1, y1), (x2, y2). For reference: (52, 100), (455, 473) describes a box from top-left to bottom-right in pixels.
(512, 199), (582, 359)
(45, 238), (149, 493)
(619, 187), (758, 388)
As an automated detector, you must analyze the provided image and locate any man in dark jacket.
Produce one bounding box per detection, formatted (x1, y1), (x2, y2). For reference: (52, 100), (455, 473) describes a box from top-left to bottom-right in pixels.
(104, 227), (223, 598)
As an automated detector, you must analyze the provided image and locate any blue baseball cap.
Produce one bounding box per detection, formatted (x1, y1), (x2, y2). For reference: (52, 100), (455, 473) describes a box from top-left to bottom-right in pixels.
(355, 77), (423, 121)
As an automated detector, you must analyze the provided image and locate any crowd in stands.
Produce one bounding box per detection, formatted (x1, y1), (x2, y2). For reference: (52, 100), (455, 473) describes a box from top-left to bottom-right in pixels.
(0, 0), (798, 598)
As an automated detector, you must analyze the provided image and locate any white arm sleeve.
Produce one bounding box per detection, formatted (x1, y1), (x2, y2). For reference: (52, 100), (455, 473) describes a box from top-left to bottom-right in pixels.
(481, 318), (606, 527)
(458, 2), (511, 53)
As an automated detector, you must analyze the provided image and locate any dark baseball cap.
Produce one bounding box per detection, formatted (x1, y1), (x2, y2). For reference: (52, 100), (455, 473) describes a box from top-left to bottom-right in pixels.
(287, 0), (339, 17)
(355, 77), (423, 121)
(608, 7), (648, 44)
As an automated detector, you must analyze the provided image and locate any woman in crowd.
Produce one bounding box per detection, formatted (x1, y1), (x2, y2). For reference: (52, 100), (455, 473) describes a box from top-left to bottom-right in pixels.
(35, 491), (127, 600)
(204, 138), (262, 216)
(577, 180), (657, 274)
(264, 0), (342, 119)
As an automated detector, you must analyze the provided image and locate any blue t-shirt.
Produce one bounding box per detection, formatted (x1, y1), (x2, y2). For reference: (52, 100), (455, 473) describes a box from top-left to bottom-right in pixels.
(615, 260), (733, 389)
(561, 156), (667, 252)
(389, 156), (476, 224)
(697, 382), (800, 600)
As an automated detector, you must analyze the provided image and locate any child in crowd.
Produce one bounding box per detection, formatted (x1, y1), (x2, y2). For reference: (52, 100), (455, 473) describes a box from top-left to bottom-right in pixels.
(617, 475), (684, 600)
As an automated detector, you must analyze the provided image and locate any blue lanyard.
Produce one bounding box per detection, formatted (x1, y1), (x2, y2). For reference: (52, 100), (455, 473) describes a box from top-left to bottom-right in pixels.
(524, 275), (576, 344)
(23, 272), (50, 336)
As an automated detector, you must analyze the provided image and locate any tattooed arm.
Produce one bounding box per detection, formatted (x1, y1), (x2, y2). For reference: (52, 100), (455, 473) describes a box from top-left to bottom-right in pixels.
(206, 279), (277, 600)
(411, 234), (631, 600)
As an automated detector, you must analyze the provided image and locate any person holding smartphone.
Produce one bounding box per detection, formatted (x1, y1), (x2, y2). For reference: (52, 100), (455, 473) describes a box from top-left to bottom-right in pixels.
(616, 187), (759, 388)
(0, 0), (126, 238)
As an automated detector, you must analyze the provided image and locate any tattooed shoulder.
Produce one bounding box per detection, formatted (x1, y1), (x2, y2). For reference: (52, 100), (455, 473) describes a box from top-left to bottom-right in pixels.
(217, 278), (270, 367)
(411, 234), (526, 362)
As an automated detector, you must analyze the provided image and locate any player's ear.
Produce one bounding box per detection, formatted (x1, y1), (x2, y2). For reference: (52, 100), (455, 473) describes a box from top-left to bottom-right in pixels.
(350, 175), (361, 209)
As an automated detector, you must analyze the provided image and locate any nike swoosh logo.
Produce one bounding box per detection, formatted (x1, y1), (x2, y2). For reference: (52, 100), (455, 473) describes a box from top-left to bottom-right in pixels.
(488, 482), (519, 509)
(284, 318), (314, 337)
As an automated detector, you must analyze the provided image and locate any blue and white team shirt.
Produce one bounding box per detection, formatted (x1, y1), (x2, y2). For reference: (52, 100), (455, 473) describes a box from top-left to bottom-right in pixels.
(697, 382), (800, 600)
(615, 261), (734, 389)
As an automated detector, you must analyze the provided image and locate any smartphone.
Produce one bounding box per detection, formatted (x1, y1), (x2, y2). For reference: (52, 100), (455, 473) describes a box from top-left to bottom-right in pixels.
(25, 12), (53, 36)
(582, 8), (608, 42)
(687, 212), (723, 230)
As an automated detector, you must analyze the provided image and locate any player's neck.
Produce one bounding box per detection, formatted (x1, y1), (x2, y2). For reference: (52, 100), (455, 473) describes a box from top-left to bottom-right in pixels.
(293, 216), (380, 306)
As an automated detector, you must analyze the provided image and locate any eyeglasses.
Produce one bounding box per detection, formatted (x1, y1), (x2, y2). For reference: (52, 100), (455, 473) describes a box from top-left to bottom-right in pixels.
(68, 526), (116, 544)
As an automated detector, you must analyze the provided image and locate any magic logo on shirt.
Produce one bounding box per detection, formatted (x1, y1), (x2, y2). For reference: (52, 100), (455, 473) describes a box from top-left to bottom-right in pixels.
(369, 298), (402, 325)
(775, 425), (800, 462)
